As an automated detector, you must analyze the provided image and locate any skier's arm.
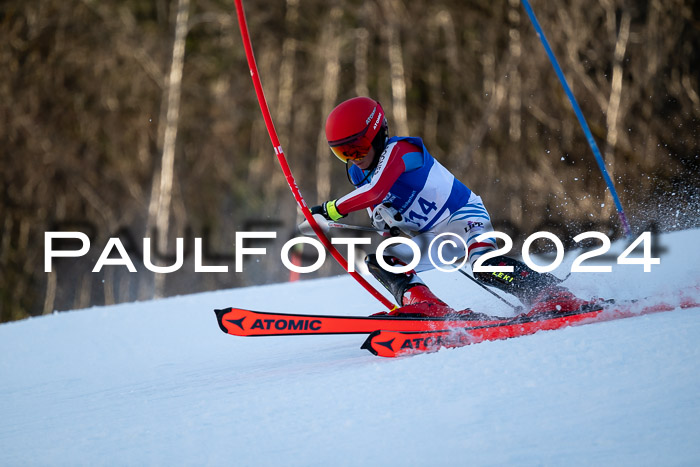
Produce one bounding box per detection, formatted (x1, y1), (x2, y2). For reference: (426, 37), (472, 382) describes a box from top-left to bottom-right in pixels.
(311, 141), (419, 220)
(333, 144), (406, 215)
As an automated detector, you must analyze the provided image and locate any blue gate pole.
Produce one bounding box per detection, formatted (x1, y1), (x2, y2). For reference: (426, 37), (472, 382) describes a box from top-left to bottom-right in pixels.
(520, 0), (632, 237)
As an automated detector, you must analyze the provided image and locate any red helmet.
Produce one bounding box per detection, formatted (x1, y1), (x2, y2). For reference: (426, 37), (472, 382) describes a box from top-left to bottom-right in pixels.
(325, 97), (388, 163)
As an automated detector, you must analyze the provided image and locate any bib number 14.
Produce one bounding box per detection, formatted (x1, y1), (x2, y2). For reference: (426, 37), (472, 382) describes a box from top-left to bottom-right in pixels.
(406, 197), (438, 224)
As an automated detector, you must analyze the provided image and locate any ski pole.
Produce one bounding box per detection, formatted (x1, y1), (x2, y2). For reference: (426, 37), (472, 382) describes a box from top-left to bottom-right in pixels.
(298, 220), (401, 236)
(328, 222), (403, 237)
(297, 220), (380, 236)
(455, 267), (521, 311)
(326, 222), (383, 233)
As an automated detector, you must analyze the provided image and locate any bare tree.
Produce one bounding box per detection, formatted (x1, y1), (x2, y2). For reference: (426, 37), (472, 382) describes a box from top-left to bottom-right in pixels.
(383, 0), (409, 136)
(148, 0), (190, 297)
(315, 7), (342, 202)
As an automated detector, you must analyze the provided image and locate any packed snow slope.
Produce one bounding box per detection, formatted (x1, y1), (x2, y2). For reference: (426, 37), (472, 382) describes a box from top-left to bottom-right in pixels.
(1, 229), (700, 466)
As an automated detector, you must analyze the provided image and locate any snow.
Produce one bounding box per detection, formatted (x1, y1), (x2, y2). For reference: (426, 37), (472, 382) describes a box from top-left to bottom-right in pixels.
(1, 229), (699, 465)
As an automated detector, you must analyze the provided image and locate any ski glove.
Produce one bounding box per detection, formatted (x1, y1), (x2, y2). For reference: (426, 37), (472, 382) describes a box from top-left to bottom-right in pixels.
(310, 200), (344, 221)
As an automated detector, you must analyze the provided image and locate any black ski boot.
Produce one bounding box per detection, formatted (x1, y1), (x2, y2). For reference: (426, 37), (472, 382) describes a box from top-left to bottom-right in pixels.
(365, 254), (456, 317)
(365, 254), (422, 305)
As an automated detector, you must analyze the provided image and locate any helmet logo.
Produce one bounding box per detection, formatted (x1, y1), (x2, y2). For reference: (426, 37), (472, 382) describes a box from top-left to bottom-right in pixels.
(365, 106), (377, 125)
(373, 112), (383, 130)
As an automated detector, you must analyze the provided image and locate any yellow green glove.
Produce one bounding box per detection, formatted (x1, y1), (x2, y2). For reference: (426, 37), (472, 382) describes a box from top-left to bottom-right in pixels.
(310, 200), (344, 221)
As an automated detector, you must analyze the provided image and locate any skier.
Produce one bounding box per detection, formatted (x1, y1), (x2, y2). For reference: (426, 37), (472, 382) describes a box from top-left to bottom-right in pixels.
(307, 96), (573, 317)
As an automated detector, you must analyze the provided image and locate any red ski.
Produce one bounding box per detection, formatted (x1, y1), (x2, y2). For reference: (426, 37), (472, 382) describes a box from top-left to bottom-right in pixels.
(362, 294), (700, 357)
(216, 286), (699, 356)
(215, 307), (511, 337)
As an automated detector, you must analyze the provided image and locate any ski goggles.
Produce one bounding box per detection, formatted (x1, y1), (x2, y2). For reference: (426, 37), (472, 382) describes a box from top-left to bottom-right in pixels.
(329, 130), (373, 163)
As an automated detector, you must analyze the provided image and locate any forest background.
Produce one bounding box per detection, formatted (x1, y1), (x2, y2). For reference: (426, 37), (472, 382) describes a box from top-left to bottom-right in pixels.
(1, 0), (698, 322)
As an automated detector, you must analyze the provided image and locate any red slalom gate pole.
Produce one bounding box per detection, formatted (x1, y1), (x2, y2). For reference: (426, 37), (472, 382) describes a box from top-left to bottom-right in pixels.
(233, 0), (395, 311)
